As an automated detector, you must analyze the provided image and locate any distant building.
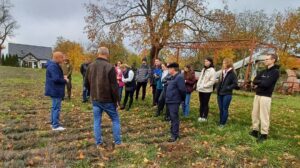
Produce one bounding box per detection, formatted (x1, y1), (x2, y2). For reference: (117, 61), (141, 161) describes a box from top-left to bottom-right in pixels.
(8, 43), (52, 68)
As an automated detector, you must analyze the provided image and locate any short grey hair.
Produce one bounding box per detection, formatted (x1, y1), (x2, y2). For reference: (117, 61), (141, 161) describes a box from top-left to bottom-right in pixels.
(97, 47), (109, 56)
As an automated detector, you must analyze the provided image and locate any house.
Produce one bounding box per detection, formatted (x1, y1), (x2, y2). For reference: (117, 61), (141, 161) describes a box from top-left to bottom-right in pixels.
(8, 43), (52, 68)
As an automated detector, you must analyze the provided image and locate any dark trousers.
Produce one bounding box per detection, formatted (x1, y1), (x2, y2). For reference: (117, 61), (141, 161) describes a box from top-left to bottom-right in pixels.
(135, 82), (147, 100)
(123, 90), (134, 110)
(157, 88), (169, 118)
(152, 85), (157, 105)
(199, 92), (212, 119)
(217, 95), (232, 125)
(65, 78), (72, 99)
(155, 89), (162, 106)
(82, 84), (90, 102)
(167, 103), (180, 139)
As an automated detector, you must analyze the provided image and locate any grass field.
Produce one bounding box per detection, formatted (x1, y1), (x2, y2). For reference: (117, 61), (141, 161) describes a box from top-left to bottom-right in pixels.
(0, 66), (299, 167)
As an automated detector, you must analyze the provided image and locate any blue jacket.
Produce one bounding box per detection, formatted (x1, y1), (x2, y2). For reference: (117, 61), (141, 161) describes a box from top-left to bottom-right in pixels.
(166, 73), (186, 104)
(45, 60), (66, 98)
(153, 68), (163, 90)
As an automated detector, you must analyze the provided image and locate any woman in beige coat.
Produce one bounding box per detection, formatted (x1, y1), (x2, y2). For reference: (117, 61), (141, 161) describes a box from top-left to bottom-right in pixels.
(196, 57), (216, 122)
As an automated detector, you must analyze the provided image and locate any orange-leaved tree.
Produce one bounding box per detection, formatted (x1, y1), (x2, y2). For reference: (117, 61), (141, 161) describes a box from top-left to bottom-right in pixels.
(84, 0), (220, 66)
(53, 37), (85, 71)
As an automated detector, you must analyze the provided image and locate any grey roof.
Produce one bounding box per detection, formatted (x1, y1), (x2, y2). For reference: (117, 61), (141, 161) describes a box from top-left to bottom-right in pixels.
(8, 43), (52, 60)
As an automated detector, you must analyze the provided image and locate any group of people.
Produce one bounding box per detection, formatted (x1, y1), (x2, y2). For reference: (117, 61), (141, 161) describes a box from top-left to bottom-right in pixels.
(45, 46), (279, 147)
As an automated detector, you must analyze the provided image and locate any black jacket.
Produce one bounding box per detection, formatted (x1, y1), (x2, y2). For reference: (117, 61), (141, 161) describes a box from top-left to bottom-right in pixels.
(217, 69), (238, 96)
(80, 63), (90, 78)
(253, 65), (280, 97)
(123, 69), (136, 92)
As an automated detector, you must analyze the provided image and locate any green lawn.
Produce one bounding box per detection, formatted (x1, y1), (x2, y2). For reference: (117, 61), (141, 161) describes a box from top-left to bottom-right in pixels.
(0, 66), (299, 167)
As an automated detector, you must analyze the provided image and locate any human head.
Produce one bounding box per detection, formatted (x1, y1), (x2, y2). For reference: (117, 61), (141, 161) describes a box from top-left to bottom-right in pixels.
(142, 60), (147, 65)
(117, 61), (122, 67)
(167, 62), (180, 76)
(120, 64), (130, 72)
(161, 62), (167, 70)
(97, 47), (109, 59)
(84, 56), (91, 64)
(264, 53), (278, 67)
(63, 55), (70, 64)
(222, 58), (234, 70)
(155, 58), (161, 66)
(204, 57), (214, 68)
(52, 52), (64, 64)
(184, 65), (192, 72)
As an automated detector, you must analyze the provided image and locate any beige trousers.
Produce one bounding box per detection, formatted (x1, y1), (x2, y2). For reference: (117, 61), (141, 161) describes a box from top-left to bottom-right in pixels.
(251, 95), (272, 135)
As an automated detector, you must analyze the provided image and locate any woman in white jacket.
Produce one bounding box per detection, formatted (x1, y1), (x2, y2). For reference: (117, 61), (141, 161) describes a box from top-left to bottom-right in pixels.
(196, 57), (216, 122)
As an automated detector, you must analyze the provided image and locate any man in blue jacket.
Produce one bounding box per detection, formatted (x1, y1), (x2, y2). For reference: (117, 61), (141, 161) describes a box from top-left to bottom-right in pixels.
(166, 62), (186, 142)
(45, 52), (69, 131)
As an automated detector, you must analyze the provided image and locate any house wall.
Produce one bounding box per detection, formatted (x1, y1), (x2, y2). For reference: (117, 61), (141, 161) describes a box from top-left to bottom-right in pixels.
(19, 55), (48, 69)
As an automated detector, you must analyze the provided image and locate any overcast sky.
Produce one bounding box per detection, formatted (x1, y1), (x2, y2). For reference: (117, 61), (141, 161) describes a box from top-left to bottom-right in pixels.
(4, 0), (300, 53)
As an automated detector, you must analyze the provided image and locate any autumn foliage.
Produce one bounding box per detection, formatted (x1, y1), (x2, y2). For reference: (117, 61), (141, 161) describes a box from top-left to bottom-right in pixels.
(53, 37), (85, 71)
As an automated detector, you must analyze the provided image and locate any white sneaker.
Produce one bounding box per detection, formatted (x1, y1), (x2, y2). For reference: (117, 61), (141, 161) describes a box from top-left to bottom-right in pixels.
(197, 117), (203, 122)
(52, 126), (66, 131)
(202, 118), (207, 122)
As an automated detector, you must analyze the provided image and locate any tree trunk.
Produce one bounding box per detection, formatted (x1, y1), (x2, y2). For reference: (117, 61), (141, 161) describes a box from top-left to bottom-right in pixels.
(149, 45), (163, 66)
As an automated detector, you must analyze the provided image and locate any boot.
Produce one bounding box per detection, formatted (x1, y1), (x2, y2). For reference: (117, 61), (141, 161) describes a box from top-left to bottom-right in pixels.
(257, 134), (268, 143)
(155, 110), (160, 117)
(249, 130), (259, 138)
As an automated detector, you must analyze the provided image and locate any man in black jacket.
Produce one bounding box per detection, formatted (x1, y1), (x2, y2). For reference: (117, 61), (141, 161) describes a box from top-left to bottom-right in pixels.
(80, 57), (91, 103)
(250, 53), (280, 143)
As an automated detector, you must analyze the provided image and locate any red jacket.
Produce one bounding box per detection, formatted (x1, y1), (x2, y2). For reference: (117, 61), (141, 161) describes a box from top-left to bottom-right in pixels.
(184, 71), (197, 93)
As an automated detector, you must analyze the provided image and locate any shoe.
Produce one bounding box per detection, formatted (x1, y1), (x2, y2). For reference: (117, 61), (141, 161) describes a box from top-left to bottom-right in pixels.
(155, 111), (160, 117)
(120, 106), (125, 110)
(113, 143), (126, 149)
(52, 126), (66, 131)
(198, 117), (206, 122)
(96, 143), (106, 151)
(249, 130), (259, 138)
(257, 134), (268, 143)
(218, 124), (225, 128)
(167, 137), (178, 143)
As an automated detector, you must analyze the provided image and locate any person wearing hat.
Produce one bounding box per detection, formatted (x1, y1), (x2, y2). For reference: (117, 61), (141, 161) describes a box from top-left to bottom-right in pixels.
(60, 56), (73, 100)
(165, 62), (186, 142)
(120, 64), (136, 111)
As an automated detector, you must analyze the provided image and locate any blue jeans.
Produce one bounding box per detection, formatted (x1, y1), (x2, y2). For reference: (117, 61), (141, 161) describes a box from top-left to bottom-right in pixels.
(92, 101), (122, 145)
(51, 97), (62, 128)
(182, 93), (191, 117)
(82, 85), (90, 102)
(118, 87), (123, 102)
(217, 95), (232, 125)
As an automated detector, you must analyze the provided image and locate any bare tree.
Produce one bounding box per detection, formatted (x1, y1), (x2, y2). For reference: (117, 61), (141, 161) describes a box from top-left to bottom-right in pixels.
(0, 0), (18, 65)
(85, 0), (218, 65)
